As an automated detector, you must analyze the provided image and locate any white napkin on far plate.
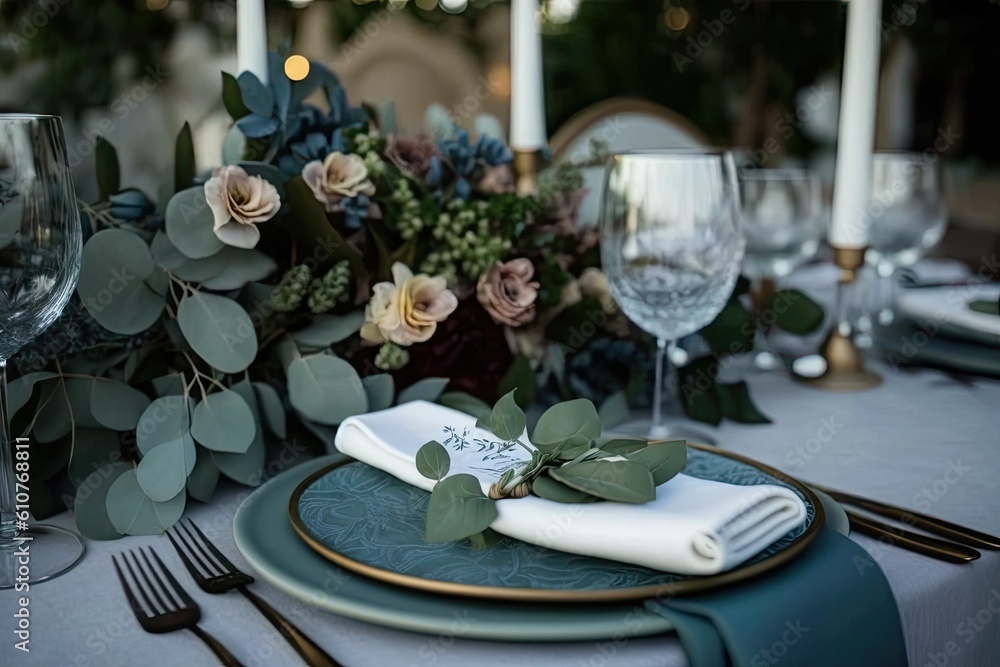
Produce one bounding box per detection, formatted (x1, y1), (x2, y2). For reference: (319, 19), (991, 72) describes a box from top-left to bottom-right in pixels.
(335, 401), (807, 575)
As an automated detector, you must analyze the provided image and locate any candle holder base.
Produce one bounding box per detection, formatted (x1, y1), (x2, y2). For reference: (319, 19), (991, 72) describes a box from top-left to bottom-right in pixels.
(792, 327), (882, 391)
(513, 149), (543, 196)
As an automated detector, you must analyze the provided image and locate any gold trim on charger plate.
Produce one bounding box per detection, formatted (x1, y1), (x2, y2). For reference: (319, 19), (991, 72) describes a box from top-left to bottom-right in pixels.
(287, 443), (825, 603)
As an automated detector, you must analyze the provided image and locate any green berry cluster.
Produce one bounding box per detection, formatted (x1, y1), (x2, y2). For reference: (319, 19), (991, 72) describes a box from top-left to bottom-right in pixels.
(363, 150), (386, 178)
(307, 261), (352, 313)
(375, 342), (409, 370)
(420, 199), (512, 282)
(351, 132), (379, 155)
(272, 264), (312, 312)
(391, 179), (424, 240)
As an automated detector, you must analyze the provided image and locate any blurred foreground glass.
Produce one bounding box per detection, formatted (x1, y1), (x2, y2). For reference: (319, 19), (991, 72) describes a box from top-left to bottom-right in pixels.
(0, 115), (85, 587)
(600, 151), (744, 438)
(739, 168), (824, 370)
(866, 152), (948, 325)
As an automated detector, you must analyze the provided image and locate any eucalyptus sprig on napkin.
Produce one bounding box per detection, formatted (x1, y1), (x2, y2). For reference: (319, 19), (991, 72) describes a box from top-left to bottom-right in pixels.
(416, 390), (687, 545)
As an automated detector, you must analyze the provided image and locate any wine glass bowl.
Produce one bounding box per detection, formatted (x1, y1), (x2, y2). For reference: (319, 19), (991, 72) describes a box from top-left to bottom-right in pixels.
(600, 150), (744, 437)
(738, 168), (824, 280)
(0, 114), (85, 587)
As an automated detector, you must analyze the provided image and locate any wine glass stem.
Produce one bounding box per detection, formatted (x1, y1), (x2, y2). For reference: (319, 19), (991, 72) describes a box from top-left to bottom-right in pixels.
(0, 359), (21, 545)
(651, 338), (673, 438)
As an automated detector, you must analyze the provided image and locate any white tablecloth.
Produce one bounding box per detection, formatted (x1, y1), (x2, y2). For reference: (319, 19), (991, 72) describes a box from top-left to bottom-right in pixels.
(3, 264), (999, 667)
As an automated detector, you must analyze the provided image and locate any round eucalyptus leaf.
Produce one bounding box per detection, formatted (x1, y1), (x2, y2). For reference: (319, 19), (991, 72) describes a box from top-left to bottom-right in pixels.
(187, 448), (221, 502)
(136, 436), (196, 501)
(7, 371), (57, 417)
(153, 489), (186, 528)
(416, 440), (450, 481)
(531, 473), (598, 504)
(77, 229), (165, 334)
(105, 469), (168, 535)
(200, 249), (278, 290)
(74, 461), (131, 540)
(488, 390), (526, 442)
(532, 398), (601, 449)
(397, 378), (449, 405)
(210, 381), (265, 486)
(291, 312), (365, 349)
(64, 378), (104, 429)
(151, 374), (185, 398)
(221, 124), (246, 166)
(150, 231), (187, 270)
(68, 429), (122, 489)
(287, 355), (367, 425)
(91, 380), (152, 431)
(424, 474), (498, 544)
(253, 382), (286, 439)
(191, 389), (256, 453)
(171, 252), (230, 283)
(33, 382), (71, 443)
(165, 187), (224, 260)
(361, 374), (394, 413)
(177, 292), (258, 373)
(135, 395), (190, 455)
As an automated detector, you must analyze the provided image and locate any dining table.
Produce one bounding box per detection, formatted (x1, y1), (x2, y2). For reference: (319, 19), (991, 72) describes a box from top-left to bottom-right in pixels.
(2, 260), (999, 667)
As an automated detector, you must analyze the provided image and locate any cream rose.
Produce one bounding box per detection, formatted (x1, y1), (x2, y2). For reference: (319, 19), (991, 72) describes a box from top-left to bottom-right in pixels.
(302, 152), (376, 212)
(360, 262), (458, 346)
(476, 258), (540, 328)
(204, 165), (280, 249)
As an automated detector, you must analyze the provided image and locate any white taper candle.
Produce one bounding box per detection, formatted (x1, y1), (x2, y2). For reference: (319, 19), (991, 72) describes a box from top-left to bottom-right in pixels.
(829, 0), (882, 248)
(237, 0), (269, 84)
(510, 0), (546, 150)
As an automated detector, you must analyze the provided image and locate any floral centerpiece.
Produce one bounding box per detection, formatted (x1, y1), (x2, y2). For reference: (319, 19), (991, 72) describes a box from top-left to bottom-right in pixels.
(10, 52), (821, 539)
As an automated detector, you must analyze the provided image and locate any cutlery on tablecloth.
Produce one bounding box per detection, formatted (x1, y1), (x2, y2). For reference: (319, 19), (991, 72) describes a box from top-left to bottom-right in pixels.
(112, 548), (245, 667)
(167, 518), (342, 667)
(843, 511), (981, 564)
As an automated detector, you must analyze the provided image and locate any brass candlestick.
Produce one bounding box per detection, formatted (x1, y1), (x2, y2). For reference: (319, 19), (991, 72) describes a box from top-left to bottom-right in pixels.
(513, 149), (543, 196)
(793, 246), (882, 391)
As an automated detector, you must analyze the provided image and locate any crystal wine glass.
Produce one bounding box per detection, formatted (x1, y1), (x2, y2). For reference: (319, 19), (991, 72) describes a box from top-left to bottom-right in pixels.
(600, 150), (744, 439)
(866, 151), (948, 325)
(738, 168), (824, 370)
(0, 115), (85, 587)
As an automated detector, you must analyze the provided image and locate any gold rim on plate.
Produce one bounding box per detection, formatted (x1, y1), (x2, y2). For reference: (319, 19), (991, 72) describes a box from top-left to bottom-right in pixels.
(288, 443), (825, 603)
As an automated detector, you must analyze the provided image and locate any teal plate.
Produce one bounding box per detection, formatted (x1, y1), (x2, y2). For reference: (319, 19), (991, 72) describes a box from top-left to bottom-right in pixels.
(234, 453), (848, 641)
(290, 447), (822, 602)
(877, 320), (1000, 377)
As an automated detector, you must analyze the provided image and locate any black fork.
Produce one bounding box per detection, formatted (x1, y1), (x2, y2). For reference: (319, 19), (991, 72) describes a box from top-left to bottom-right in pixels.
(112, 547), (244, 667)
(167, 518), (341, 667)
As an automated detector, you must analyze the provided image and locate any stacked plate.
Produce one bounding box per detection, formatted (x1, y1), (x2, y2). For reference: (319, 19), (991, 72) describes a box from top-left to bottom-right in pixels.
(878, 284), (1000, 377)
(233, 445), (848, 641)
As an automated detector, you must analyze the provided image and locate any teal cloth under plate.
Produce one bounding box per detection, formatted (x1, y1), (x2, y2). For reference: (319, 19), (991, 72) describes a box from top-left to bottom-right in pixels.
(646, 527), (908, 667)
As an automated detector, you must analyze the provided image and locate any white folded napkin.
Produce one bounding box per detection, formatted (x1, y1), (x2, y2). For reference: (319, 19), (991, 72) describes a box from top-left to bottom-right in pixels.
(335, 401), (807, 575)
(897, 284), (1000, 342)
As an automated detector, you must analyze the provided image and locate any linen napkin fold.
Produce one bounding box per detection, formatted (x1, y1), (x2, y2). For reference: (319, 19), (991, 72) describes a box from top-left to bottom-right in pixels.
(335, 401), (807, 575)
(647, 527), (908, 667)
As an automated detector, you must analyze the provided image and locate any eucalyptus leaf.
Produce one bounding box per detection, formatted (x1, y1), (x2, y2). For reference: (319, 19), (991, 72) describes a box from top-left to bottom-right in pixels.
(626, 440), (687, 486)
(210, 380), (265, 486)
(600, 438), (648, 455)
(489, 390), (526, 442)
(253, 382), (287, 439)
(7, 371), (57, 416)
(361, 374), (394, 412)
(174, 121), (196, 192)
(68, 429), (122, 489)
(191, 389), (257, 453)
(177, 292), (258, 373)
(153, 489), (187, 528)
(291, 312), (364, 349)
(91, 379), (151, 431)
(716, 381), (771, 424)
(531, 473), (598, 504)
(64, 378), (104, 429)
(222, 71), (251, 120)
(467, 528), (504, 550)
(437, 392), (490, 421)
(150, 231), (187, 270)
(105, 470), (169, 535)
(74, 461), (130, 540)
(33, 382), (72, 443)
(397, 378), (449, 405)
(597, 390), (631, 430)
(165, 187), (225, 260)
(285, 176), (366, 276)
(136, 436), (196, 501)
(151, 373), (185, 398)
(77, 229), (165, 334)
(200, 249), (278, 290)
(771, 289), (825, 335)
(416, 441), (450, 481)
(553, 433), (595, 460)
(424, 474), (498, 544)
(532, 398), (600, 449)
(287, 355), (367, 425)
(135, 395), (190, 455)
(186, 448), (221, 502)
(550, 459), (655, 504)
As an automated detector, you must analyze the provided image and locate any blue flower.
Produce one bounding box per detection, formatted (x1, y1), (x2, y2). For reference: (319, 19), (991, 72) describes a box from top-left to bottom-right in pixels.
(108, 188), (155, 221)
(475, 135), (513, 166)
(278, 128), (346, 175)
(435, 130), (479, 199)
(341, 194), (374, 229)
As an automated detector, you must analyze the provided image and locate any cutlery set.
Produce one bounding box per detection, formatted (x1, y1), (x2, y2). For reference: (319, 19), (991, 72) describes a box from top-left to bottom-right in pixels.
(113, 519), (341, 667)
